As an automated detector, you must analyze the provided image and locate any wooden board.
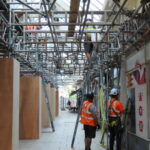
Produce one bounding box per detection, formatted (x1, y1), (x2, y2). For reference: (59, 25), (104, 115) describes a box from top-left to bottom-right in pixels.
(68, 0), (80, 37)
(41, 84), (50, 128)
(49, 87), (54, 119)
(53, 88), (56, 117)
(20, 76), (41, 139)
(55, 89), (59, 116)
(49, 87), (56, 119)
(124, 0), (140, 10)
(0, 58), (19, 150)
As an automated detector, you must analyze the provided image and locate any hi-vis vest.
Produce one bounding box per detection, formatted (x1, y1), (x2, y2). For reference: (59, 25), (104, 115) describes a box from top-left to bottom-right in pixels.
(85, 26), (94, 40)
(80, 101), (96, 126)
(108, 98), (123, 117)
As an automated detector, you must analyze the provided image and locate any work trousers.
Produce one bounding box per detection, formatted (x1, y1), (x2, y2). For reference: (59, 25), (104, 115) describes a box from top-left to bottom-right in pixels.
(84, 40), (93, 54)
(108, 121), (122, 150)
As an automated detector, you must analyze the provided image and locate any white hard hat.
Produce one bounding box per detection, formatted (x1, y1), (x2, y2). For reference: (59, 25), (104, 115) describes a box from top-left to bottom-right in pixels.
(109, 88), (119, 96)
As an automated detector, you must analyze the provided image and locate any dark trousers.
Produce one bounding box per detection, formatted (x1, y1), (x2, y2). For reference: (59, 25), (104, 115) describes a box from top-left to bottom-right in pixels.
(109, 122), (122, 150)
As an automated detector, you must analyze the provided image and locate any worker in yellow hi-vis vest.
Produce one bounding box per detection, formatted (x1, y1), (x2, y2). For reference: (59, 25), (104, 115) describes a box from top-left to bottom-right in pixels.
(84, 19), (94, 61)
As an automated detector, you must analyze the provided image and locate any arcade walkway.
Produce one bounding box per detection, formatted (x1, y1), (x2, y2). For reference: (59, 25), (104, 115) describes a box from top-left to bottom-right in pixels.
(20, 110), (105, 150)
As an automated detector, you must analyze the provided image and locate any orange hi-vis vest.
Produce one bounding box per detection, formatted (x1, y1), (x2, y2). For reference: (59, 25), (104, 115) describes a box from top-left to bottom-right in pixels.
(108, 98), (124, 117)
(80, 100), (97, 127)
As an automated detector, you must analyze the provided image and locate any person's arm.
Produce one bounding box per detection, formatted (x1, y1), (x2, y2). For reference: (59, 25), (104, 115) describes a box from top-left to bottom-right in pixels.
(117, 101), (125, 114)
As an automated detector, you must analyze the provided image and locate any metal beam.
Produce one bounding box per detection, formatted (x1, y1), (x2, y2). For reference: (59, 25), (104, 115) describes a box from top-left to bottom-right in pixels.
(24, 41), (109, 44)
(49, 0), (57, 11)
(11, 22), (121, 26)
(100, 0), (128, 42)
(42, 0), (60, 58)
(8, 2), (43, 5)
(15, 0), (45, 17)
(12, 10), (117, 14)
(24, 29), (117, 33)
(1, 0), (9, 11)
(14, 50), (85, 53)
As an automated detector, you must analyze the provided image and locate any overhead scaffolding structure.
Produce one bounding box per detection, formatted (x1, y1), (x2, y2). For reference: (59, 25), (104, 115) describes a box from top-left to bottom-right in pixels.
(0, 0), (150, 150)
(0, 0), (149, 86)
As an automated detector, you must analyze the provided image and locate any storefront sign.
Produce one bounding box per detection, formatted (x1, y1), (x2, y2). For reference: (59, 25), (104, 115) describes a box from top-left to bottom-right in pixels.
(135, 84), (147, 138)
(127, 65), (148, 138)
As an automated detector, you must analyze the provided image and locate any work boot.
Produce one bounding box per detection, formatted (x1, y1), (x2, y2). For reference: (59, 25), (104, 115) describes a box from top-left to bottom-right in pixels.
(85, 148), (91, 150)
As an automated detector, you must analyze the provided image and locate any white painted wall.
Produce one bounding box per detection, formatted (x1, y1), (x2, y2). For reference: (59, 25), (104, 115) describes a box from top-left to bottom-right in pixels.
(125, 42), (150, 139)
(126, 49), (146, 72)
(145, 41), (150, 62)
(120, 58), (127, 106)
(12, 59), (20, 150)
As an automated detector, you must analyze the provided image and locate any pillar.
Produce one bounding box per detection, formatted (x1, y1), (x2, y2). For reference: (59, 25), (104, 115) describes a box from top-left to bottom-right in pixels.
(55, 89), (59, 116)
(20, 76), (41, 139)
(42, 84), (50, 128)
(0, 58), (20, 150)
(53, 88), (56, 117)
(50, 87), (55, 119)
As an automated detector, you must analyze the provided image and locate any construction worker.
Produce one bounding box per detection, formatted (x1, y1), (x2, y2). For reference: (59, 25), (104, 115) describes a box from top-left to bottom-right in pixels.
(84, 19), (94, 61)
(107, 88), (125, 150)
(80, 93), (98, 150)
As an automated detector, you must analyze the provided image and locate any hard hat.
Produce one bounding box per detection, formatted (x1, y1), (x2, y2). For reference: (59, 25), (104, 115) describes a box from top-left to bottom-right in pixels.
(109, 88), (119, 96)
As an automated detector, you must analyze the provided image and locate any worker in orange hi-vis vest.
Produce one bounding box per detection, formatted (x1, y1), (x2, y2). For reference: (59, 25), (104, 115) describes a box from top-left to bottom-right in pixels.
(107, 88), (125, 150)
(80, 93), (98, 150)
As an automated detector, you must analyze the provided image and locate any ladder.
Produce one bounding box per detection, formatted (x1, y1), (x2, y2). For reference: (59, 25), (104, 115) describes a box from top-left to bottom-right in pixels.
(42, 80), (55, 132)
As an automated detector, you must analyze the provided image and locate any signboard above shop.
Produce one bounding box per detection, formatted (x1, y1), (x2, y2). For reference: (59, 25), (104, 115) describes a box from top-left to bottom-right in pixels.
(127, 63), (148, 139)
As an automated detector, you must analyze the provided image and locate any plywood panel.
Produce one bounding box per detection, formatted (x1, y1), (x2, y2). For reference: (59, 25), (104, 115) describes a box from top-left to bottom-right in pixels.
(68, 0), (80, 37)
(124, 0), (140, 10)
(20, 76), (41, 139)
(49, 86), (54, 119)
(39, 78), (42, 135)
(0, 58), (19, 150)
(53, 88), (56, 117)
(41, 84), (50, 128)
(49, 87), (56, 119)
(46, 84), (53, 120)
(55, 89), (59, 116)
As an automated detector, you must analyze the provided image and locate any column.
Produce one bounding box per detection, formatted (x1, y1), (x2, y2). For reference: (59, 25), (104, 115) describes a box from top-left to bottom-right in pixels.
(0, 58), (20, 150)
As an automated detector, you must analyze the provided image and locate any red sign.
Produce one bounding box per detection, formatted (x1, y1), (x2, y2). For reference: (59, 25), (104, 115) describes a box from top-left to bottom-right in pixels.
(139, 106), (143, 116)
(139, 121), (144, 132)
(138, 92), (143, 101)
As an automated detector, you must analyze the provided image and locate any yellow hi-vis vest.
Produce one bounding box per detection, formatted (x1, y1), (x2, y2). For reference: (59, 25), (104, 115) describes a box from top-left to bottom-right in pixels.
(85, 26), (94, 40)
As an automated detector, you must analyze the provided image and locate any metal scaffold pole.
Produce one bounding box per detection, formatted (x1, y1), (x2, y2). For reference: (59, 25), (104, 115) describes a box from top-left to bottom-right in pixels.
(71, 98), (82, 148)
(71, 78), (87, 148)
(106, 68), (110, 150)
(42, 80), (55, 132)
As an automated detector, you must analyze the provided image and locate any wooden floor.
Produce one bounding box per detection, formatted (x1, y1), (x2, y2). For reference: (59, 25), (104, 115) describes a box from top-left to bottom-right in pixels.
(20, 110), (106, 150)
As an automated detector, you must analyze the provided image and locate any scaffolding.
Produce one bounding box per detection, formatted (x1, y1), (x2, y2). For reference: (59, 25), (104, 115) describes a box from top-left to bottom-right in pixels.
(0, 0), (149, 87)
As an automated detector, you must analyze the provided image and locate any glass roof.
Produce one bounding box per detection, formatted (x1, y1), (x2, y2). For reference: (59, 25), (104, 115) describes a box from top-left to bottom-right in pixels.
(56, 0), (106, 13)
(9, 0), (107, 86)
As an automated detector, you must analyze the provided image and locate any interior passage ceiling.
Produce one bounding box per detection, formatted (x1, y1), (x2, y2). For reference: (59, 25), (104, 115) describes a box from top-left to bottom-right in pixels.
(6, 0), (107, 86)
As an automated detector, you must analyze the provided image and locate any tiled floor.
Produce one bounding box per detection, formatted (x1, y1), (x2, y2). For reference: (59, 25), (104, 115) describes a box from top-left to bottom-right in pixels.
(20, 110), (106, 150)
